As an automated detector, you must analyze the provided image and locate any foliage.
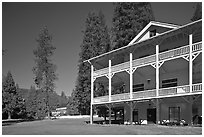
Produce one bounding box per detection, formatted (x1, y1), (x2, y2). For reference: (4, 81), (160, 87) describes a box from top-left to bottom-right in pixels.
(58, 91), (68, 108)
(191, 3), (202, 21)
(25, 86), (68, 119)
(111, 2), (155, 49)
(33, 27), (57, 118)
(13, 86), (27, 119)
(66, 91), (80, 115)
(2, 71), (17, 119)
(72, 11), (111, 115)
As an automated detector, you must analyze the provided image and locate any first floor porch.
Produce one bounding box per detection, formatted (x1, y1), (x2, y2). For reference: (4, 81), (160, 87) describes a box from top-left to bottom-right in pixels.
(91, 94), (202, 126)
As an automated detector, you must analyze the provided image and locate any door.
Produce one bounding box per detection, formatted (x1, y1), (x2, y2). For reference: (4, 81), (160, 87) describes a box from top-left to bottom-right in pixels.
(147, 108), (156, 124)
(133, 110), (138, 123)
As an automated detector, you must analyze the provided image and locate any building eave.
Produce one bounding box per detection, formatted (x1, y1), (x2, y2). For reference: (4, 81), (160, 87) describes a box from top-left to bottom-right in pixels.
(83, 19), (202, 64)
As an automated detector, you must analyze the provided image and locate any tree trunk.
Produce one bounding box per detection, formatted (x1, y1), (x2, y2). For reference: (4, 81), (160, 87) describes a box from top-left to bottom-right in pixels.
(8, 111), (11, 119)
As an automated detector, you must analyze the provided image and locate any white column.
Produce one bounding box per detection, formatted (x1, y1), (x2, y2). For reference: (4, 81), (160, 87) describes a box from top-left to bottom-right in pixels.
(156, 45), (159, 97)
(156, 45), (160, 124)
(130, 53), (133, 99)
(90, 65), (94, 124)
(189, 34), (193, 93)
(109, 60), (112, 102)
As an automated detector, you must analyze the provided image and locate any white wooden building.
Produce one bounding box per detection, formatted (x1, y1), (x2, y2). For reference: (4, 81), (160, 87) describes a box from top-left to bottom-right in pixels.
(85, 19), (202, 125)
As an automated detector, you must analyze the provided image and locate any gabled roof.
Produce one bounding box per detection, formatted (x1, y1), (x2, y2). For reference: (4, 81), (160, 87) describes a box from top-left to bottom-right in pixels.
(128, 21), (180, 45)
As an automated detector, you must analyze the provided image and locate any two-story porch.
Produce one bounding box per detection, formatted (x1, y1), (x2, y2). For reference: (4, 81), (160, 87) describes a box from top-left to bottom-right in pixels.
(85, 19), (202, 125)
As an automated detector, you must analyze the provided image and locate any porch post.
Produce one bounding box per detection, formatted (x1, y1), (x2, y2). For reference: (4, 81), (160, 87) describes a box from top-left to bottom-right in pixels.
(109, 104), (112, 124)
(156, 44), (160, 124)
(130, 101), (133, 125)
(109, 59), (112, 102)
(189, 34), (193, 93)
(130, 53), (133, 99)
(90, 65), (94, 124)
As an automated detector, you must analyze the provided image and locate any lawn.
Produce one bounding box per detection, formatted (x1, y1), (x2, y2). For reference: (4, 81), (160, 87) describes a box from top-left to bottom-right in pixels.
(2, 118), (202, 135)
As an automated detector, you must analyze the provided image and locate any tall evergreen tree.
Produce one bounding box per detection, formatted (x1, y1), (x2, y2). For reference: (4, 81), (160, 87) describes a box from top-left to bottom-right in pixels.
(2, 71), (17, 119)
(33, 27), (57, 119)
(191, 3), (202, 21)
(73, 11), (111, 115)
(111, 2), (154, 49)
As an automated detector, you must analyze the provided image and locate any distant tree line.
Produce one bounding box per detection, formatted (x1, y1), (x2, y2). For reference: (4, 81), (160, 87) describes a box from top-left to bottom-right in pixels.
(2, 71), (69, 120)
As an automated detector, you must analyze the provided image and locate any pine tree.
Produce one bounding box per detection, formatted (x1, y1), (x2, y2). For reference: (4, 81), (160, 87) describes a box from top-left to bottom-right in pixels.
(2, 71), (17, 119)
(111, 2), (154, 49)
(14, 84), (27, 119)
(191, 3), (202, 21)
(72, 11), (111, 115)
(33, 27), (57, 119)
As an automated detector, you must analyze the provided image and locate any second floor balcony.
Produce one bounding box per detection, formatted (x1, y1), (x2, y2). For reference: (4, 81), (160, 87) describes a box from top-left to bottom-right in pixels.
(93, 83), (202, 104)
(93, 42), (202, 78)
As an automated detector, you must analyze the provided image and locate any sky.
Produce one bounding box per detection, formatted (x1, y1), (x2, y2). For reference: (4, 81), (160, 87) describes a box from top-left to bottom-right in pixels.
(2, 2), (198, 96)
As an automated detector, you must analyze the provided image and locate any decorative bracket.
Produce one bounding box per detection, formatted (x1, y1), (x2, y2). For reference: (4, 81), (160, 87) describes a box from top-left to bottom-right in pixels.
(111, 73), (115, 78)
(132, 67), (137, 73)
(150, 63), (156, 69)
(125, 69), (130, 74)
(182, 55), (189, 62)
(192, 52), (201, 61)
(158, 61), (164, 68)
(93, 77), (97, 82)
(105, 74), (109, 79)
(150, 61), (163, 69)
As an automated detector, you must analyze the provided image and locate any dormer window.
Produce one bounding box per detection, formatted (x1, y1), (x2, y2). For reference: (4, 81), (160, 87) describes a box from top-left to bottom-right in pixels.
(150, 29), (156, 37)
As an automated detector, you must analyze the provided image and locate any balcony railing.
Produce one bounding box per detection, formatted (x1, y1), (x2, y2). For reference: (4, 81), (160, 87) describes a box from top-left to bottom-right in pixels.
(192, 42), (202, 52)
(111, 61), (130, 73)
(94, 67), (109, 78)
(111, 92), (130, 101)
(93, 42), (202, 78)
(133, 54), (156, 67)
(133, 89), (156, 99)
(159, 85), (190, 96)
(192, 83), (202, 92)
(93, 95), (109, 103)
(159, 45), (190, 61)
(93, 83), (202, 104)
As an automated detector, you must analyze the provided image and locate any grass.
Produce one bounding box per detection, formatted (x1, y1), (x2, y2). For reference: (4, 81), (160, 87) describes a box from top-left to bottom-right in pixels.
(2, 118), (202, 135)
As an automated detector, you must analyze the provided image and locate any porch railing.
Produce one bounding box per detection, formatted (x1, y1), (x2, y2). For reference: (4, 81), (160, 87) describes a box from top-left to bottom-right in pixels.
(133, 54), (156, 67)
(93, 42), (202, 77)
(94, 67), (109, 78)
(111, 61), (130, 73)
(192, 42), (202, 52)
(159, 45), (190, 61)
(93, 95), (109, 103)
(159, 85), (190, 96)
(192, 83), (202, 92)
(133, 89), (156, 99)
(111, 92), (130, 101)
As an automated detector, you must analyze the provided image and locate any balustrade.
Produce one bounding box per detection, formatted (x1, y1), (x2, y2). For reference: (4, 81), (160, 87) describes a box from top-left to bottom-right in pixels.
(192, 42), (202, 52)
(133, 54), (156, 67)
(159, 45), (190, 61)
(93, 95), (109, 103)
(93, 83), (202, 104)
(132, 89), (156, 99)
(192, 83), (202, 92)
(111, 93), (130, 101)
(159, 85), (190, 96)
(94, 67), (109, 78)
(111, 61), (130, 73)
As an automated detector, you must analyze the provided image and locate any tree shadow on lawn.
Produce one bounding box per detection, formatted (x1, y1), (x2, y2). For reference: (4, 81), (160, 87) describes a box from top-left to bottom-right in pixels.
(2, 119), (42, 126)
(85, 119), (124, 125)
